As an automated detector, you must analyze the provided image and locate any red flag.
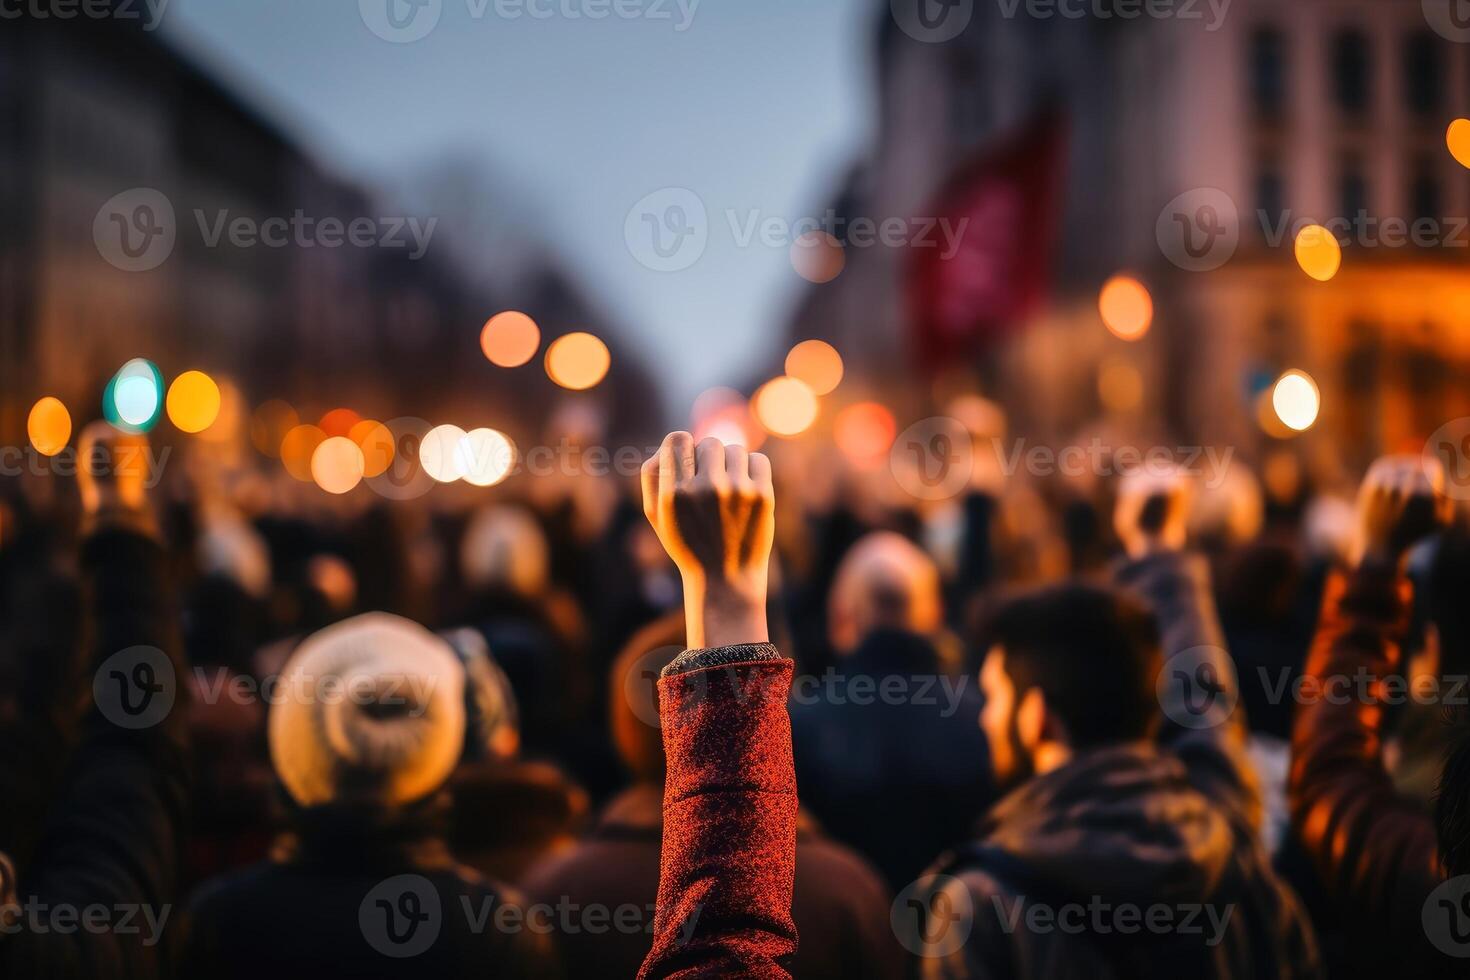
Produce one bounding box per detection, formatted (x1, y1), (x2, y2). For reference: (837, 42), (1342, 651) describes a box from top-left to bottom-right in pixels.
(908, 109), (1067, 372)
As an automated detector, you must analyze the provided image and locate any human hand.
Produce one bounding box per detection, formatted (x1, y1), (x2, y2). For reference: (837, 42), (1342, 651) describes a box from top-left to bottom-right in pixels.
(641, 432), (774, 649)
(1348, 455), (1449, 570)
(1114, 465), (1194, 559)
(77, 421), (151, 518)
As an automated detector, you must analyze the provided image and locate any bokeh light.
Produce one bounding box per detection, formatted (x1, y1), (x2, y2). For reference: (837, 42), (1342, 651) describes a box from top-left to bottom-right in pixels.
(251, 400), (298, 458)
(455, 428), (516, 487)
(1098, 357), (1144, 413)
(27, 397), (71, 457)
(1271, 370), (1320, 432)
(785, 340), (844, 396)
(693, 400), (764, 451)
(421, 424), (468, 483)
(319, 407), (361, 438)
(104, 358), (163, 432)
(1449, 118), (1470, 170)
(1098, 275), (1153, 341)
(546, 333), (611, 391)
(165, 370), (221, 433)
(311, 436), (365, 494)
(280, 424), (326, 482)
(480, 311), (541, 368)
(1294, 225), (1341, 282)
(834, 402), (897, 467)
(790, 231), (846, 284)
(752, 376), (819, 437)
(349, 419), (395, 478)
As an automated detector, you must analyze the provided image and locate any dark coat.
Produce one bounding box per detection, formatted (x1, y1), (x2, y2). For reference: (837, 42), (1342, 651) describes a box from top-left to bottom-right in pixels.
(522, 784), (906, 979)
(179, 804), (559, 979)
(916, 552), (1319, 979)
(790, 628), (991, 889)
(0, 525), (191, 979)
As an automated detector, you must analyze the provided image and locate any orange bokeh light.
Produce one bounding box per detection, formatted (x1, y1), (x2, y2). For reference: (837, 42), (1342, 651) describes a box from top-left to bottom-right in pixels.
(280, 424), (326, 482)
(785, 340), (844, 396)
(319, 408), (361, 438)
(349, 419), (396, 478)
(1098, 275), (1153, 341)
(480, 311), (542, 368)
(311, 436), (366, 494)
(1449, 118), (1470, 170)
(546, 333), (611, 391)
(753, 376), (819, 437)
(834, 402), (897, 467)
(27, 397), (71, 457)
(790, 232), (846, 284)
(1294, 225), (1342, 282)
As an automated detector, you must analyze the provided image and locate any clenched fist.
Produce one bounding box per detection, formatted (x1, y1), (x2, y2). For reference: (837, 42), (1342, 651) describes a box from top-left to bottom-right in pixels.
(641, 432), (775, 649)
(1349, 455), (1450, 570)
(1114, 464), (1194, 559)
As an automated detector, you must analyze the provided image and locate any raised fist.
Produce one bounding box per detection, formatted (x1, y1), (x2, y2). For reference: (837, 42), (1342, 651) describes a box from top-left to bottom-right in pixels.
(1114, 464), (1194, 559)
(641, 432), (774, 649)
(1349, 455), (1450, 569)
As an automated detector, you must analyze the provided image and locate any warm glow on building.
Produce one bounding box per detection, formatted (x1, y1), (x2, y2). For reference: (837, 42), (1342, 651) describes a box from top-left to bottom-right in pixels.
(753, 376), (819, 437)
(1098, 275), (1153, 341)
(1271, 370), (1320, 432)
(785, 340), (844, 396)
(481, 311), (541, 368)
(1293, 225), (1341, 282)
(834, 402), (897, 467)
(311, 436), (366, 494)
(165, 370), (222, 433)
(281, 424), (326, 481)
(421, 424), (468, 483)
(455, 428), (516, 487)
(27, 396), (71, 457)
(546, 333), (611, 390)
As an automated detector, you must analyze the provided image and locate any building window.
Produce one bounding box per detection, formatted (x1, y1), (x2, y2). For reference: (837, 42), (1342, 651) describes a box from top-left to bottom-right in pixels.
(1249, 27), (1287, 118)
(1339, 155), (1369, 220)
(1410, 158), (1440, 225)
(1332, 29), (1372, 116)
(1404, 31), (1442, 116)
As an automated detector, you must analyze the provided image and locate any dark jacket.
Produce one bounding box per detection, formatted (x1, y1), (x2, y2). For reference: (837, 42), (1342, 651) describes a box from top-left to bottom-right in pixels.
(790, 628), (991, 889)
(179, 803), (559, 979)
(523, 784), (905, 979)
(1289, 566), (1457, 977)
(638, 642), (799, 979)
(0, 523), (191, 978)
(918, 552), (1319, 978)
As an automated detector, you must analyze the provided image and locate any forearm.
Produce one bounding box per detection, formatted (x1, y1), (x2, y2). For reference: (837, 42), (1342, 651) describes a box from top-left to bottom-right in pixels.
(639, 643), (798, 980)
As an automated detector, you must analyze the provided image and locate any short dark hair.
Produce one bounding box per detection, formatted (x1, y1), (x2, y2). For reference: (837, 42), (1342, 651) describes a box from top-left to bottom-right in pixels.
(1436, 708), (1470, 877)
(986, 583), (1162, 747)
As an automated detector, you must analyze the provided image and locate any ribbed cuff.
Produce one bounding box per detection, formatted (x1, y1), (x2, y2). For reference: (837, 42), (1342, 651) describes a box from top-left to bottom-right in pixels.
(661, 642), (783, 678)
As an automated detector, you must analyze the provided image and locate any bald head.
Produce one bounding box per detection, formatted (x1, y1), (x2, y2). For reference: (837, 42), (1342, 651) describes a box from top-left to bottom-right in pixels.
(829, 532), (942, 653)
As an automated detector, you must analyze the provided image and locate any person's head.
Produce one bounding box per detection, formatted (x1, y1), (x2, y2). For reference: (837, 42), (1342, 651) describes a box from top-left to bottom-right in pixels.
(828, 531), (942, 653)
(268, 612), (465, 811)
(608, 613), (686, 784)
(461, 504), (550, 599)
(980, 584), (1161, 788)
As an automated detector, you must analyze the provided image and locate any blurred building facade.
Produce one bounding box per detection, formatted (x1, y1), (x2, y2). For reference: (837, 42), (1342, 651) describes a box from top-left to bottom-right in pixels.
(0, 10), (656, 464)
(788, 0), (1470, 481)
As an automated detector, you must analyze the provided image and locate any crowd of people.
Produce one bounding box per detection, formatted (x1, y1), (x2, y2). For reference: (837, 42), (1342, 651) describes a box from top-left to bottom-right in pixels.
(1, 409), (1469, 978)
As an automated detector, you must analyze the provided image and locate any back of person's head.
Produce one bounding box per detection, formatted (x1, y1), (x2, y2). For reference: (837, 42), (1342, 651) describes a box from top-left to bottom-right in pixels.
(828, 531), (942, 653)
(461, 504), (550, 599)
(608, 613), (685, 783)
(268, 612), (466, 809)
(987, 584), (1162, 748)
(1436, 710), (1470, 877)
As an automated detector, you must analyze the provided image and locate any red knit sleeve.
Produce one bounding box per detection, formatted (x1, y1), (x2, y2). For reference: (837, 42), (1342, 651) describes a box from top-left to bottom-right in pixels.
(637, 644), (798, 979)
